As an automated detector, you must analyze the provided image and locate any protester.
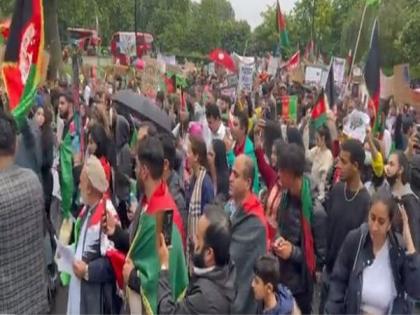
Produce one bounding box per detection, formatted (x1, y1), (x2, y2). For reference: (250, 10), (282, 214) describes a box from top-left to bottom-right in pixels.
(103, 136), (188, 314)
(207, 138), (230, 202)
(160, 133), (187, 236)
(319, 139), (371, 313)
(205, 103), (227, 143)
(306, 125), (334, 201)
(273, 143), (325, 314)
(0, 111), (48, 314)
(186, 136), (215, 267)
(157, 205), (236, 314)
(87, 124), (113, 192)
(253, 255), (301, 315)
(326, 194), (420, 314)
(67, 155), (120, 314)
(226, 110), (260, 193)
(385, 151), (420, 251)
(58, 91), (82, 221)
(229, 154), (269, 314)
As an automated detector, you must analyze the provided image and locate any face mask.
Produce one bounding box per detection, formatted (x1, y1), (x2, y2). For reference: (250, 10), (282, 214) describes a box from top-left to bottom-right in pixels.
(386, 173), (398, 188)
(192, 247), (207, 269)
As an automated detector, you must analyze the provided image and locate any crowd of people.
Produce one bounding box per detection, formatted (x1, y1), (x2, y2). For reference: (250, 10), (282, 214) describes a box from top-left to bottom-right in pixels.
(1, 63), (420, 315)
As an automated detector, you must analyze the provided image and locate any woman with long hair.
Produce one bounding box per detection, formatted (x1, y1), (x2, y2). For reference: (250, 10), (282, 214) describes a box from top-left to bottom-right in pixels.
(186, 136), (214, 266)
(87, 124), (113, 197)
(208, 139), (229, 201)
(326, 194), (420, 314)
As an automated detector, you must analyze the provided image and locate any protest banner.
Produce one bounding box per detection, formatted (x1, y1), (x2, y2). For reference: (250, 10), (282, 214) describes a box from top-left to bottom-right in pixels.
(157, 53), (176, 66)
(343, 109), (370, 142)
(238, 61), (254, 92)
(332, 57), (346, 84)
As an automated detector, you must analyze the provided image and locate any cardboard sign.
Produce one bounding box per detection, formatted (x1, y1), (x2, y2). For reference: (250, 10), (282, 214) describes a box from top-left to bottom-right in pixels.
(343, 109), (370, 142)
(140, 57), (161, 97)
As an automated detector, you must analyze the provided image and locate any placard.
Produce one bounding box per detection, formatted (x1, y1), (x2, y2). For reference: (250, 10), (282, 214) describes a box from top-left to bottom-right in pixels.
(238, 62), (254, 92)
(332, 57), (346, 84)
(343, 109), (370, 142)
(140, 57), (160, 98)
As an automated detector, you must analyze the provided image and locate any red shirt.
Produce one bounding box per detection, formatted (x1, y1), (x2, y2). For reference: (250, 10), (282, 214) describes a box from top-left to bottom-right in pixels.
(234, 137), (246, 156)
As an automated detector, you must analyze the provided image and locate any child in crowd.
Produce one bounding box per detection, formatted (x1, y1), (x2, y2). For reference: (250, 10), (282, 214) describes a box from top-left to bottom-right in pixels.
(252, 255), (301, 315)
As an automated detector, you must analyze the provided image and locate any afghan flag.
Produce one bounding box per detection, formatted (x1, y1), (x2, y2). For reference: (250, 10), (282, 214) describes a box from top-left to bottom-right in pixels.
(311, 89), (327, 129)
(2, 0), (44, 126)
(280, 95), (298, 122)
(276, 0), (289, 48)
(364, 19), (381, 133)
(127, 182), (188, 315)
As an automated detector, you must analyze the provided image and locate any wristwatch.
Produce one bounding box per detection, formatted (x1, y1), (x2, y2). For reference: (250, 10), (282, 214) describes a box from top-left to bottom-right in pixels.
(84, 265), (89, 281)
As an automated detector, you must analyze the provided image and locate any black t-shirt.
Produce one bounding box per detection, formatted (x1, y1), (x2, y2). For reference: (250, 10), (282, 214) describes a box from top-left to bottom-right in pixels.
(325, 182), (371, 273)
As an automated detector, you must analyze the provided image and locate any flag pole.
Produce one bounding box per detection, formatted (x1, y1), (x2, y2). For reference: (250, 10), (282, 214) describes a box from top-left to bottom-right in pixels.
(350, 2), (368, 76)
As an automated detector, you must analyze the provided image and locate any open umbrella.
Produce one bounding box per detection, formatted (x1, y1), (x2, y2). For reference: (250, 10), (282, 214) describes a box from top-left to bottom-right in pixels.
(209, 48), (236, 72)
(112, 89), (172, 133)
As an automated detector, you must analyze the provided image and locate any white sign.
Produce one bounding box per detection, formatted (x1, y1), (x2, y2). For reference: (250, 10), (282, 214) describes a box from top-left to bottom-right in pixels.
(343, 109), (370, 143)
(238, 62), (254, 92)
(305, 66), (323, 85)
(267, 57), (280, 76)
(333, 57), (346, 84)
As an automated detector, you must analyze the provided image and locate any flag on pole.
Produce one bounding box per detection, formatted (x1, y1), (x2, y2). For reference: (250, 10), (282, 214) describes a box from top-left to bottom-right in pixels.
(280, 95), (298, 122)
(276, 0), (289, 48)
(311, 89), (327, 129)
(325, 61), (335, 109)
(2, 0), (44, 125)
(364, 19), (381, 133)
(285, 51), (300, 71)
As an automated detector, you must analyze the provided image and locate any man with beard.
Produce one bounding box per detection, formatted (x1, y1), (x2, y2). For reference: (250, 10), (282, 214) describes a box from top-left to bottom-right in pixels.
(57, 92), (82, 251)
(157, 205), (236, 314)
(103, 136), (188, 314)
(319, 139), (371, 314)
(385, 151), (420, 251)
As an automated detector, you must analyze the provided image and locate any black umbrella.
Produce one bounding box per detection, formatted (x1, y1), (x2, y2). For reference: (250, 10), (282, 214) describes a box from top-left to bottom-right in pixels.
(112, 89), (172, 133)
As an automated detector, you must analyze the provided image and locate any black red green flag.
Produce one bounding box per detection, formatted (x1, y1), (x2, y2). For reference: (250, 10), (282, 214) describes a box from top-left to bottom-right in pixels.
(2, 0), (44, 123)
(311, 89), (327, 129)
(276, 0), (289, 48)
(364, 19), (381, 133)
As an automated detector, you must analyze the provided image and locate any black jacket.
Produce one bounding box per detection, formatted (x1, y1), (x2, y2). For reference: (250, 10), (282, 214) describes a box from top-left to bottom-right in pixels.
(157, 262), (237, 314)
(326, 223), (420, 314)
(275, 183), (327, 295)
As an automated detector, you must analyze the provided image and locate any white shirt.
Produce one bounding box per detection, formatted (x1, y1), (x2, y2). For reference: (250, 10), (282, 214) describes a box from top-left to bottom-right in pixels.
(83, 85), (91, 105)
(361, 239), (396, 315)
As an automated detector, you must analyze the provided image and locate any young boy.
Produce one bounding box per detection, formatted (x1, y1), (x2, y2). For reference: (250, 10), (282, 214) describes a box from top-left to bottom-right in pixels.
(252, 255), (301, 315)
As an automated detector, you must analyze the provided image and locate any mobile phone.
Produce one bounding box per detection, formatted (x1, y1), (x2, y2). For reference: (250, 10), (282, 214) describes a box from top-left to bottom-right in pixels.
(162, 210), (174, 247)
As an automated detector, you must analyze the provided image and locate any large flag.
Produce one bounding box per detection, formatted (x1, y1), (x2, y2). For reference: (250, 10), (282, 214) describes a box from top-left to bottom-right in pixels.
(276, 0), (289, 48)
(364, 19), (381, 133)
(280, 95), (298, 122)
(311, 89), (327, 129)
(2, 0), (44, 124)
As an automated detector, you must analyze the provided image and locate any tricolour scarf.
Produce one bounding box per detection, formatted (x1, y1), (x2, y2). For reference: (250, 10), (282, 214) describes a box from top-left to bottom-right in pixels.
(281, 176), (316, 276)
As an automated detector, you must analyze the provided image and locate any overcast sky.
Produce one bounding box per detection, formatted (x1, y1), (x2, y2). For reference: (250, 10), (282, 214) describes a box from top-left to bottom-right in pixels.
(228, 0), (297, 29)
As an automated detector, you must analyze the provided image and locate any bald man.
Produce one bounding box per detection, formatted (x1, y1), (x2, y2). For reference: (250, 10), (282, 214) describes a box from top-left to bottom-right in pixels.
(228, 155), (269, 314)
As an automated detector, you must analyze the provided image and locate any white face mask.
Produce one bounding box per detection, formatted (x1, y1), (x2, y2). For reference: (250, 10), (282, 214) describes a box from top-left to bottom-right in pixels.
(365, 150), (372, 165)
